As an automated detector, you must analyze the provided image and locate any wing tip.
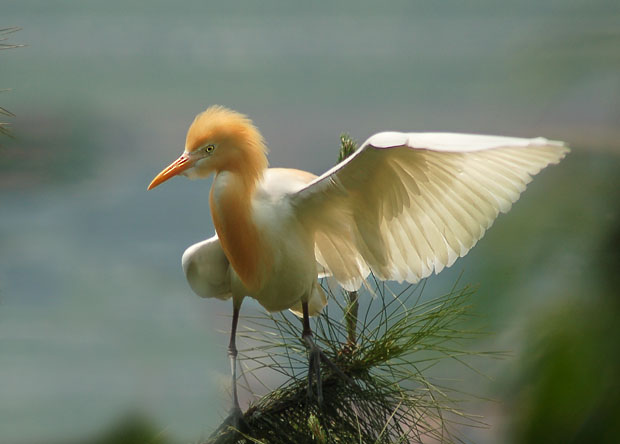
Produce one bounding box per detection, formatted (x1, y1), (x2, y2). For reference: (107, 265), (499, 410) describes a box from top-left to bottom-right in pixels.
(365, 131), (408, 149)
(531, 137), (570, 164)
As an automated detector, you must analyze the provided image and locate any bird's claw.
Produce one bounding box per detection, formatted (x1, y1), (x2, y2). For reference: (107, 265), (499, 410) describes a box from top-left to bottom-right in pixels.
(303, 333), (352, 405)
(208, 406), (249, 441)
(224, 406), (250, 434)
(306, 337), (323, 403)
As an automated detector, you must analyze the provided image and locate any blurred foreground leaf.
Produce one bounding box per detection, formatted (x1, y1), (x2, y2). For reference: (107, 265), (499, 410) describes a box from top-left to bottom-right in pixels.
(84, 413), (169, 444)
(507, 197), (620, 444)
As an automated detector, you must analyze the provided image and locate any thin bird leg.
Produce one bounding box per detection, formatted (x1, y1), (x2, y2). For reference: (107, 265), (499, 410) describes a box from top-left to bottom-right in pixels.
(345, 290), (359, 349)
(209, 304), (249, 438)
(302, 301), (322, 403)
(302, 301), (353, 404)
(228, 305), (241, 414)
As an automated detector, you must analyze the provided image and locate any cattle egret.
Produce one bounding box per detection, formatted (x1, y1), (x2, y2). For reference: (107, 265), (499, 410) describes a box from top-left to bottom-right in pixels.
(148, 105), (568, 414)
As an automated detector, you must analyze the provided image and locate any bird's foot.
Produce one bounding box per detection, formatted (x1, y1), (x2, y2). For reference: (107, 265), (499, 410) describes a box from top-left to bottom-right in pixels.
(305, 334), (323, 403)
(229, 405), (248, 430)
(208, 406), (249, 442)
(223, 405), (250, 434)
(303, 333), (352, 405)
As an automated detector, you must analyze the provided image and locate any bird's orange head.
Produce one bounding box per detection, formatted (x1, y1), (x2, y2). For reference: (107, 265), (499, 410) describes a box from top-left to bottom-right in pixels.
(148, 105), (268, 190)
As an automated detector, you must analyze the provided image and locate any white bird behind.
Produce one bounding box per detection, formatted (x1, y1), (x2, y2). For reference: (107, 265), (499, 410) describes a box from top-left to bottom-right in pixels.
(181, 131), (568, 312)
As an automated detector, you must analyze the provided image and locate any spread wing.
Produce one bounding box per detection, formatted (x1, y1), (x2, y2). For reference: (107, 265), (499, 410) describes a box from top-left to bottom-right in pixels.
(290, 132), (568, 291)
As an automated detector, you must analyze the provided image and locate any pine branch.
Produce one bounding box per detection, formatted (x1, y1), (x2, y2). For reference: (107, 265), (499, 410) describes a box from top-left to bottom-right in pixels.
(208, 279), (488, 444)
(0, 27), (24, 50)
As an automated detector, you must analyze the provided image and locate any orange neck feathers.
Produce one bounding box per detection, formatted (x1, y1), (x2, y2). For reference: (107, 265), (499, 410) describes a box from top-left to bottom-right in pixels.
(209, 172), (269, 292)
(187, 106), (270, 291)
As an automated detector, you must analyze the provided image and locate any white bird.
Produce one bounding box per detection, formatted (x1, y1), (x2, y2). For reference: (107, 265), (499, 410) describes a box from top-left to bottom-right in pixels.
(148, 105), (568, 413)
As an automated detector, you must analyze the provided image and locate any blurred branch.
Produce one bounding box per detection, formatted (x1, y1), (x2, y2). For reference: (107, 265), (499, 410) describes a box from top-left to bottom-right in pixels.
(0, 27), (24, 50)
(1, 27), (22, 139)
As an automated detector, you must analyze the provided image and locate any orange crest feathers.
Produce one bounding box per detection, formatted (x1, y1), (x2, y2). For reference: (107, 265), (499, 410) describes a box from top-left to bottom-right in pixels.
(185, 105), (268, 186)
(185, 106), (266, 154)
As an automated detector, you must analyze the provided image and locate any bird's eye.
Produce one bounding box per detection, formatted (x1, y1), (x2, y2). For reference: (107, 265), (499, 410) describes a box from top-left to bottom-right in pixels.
(204, 144), (215, 153)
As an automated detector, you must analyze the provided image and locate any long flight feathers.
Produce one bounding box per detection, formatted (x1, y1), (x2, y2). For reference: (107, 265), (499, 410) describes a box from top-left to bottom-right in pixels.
(291, 132), (568, 290)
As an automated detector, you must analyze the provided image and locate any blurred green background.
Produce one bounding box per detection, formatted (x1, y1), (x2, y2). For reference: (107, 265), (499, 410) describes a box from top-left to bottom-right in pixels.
(1, 1), (619, 443)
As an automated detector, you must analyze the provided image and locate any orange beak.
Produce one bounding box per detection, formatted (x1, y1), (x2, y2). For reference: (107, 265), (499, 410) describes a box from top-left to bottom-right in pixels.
(147, 154), (193, 190)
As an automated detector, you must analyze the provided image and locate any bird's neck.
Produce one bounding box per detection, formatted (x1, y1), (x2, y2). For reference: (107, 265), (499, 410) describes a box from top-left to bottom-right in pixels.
(209, 170), (269, 292)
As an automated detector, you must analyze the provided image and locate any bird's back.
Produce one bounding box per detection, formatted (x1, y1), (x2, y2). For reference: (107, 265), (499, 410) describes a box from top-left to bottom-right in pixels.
(255, 167), (318, 200)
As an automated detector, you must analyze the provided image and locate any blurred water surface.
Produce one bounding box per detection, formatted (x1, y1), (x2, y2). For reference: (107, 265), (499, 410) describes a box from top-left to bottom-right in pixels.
(1, 1), (619, 443)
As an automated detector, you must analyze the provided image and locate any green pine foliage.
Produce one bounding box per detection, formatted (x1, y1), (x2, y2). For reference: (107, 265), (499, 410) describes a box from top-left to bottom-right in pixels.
(338, 133), (358, 163)
(207, 277), (488, 444)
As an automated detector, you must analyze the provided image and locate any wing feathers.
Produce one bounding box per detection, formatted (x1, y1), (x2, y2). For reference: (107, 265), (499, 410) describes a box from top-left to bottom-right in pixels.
(292, 132), (568, 288)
